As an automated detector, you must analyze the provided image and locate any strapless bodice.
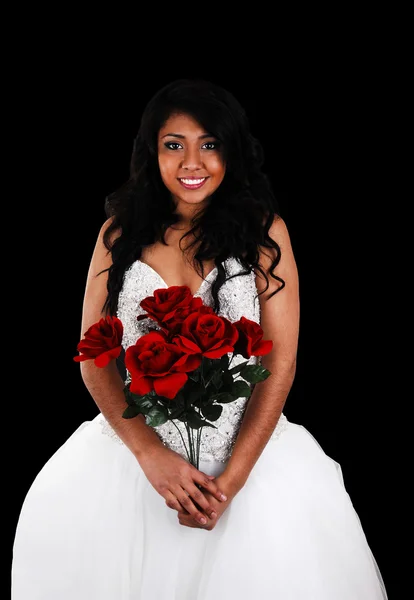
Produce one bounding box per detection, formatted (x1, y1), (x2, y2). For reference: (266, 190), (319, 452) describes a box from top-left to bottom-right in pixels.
(99, 257), (288, 461)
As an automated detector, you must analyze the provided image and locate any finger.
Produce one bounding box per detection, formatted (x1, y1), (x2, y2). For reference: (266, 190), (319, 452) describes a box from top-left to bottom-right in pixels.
(196, 473), (227, 502)
(164, 492), (182, 513)
(186, 484), (218, 520)
(177, 511), (203, 529)
(172, 487), (209, 526)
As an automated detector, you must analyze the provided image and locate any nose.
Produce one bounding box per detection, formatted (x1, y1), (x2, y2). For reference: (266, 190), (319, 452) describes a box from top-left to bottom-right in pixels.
(181, 146), (203, 170)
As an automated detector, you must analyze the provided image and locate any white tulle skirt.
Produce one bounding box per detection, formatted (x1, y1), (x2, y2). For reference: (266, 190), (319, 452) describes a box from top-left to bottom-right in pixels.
(12, 415), (387, 599)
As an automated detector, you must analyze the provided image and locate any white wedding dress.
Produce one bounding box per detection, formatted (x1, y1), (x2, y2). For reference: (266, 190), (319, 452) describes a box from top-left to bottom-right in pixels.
(12, 257), (388, 599)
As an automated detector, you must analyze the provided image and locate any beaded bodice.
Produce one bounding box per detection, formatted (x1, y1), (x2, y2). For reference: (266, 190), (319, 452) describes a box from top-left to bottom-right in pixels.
(99, 257), (288, 462)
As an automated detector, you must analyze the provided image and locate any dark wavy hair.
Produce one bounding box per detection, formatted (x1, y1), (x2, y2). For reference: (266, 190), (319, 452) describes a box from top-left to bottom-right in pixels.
(102, 78), (285, 315)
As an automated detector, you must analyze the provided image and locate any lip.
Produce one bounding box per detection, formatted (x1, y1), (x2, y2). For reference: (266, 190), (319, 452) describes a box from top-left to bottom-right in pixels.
(178, 177), (208, 190)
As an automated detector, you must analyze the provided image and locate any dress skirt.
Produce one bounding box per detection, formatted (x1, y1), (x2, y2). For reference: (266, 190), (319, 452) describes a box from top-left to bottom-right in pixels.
(12, 414), (388, 599)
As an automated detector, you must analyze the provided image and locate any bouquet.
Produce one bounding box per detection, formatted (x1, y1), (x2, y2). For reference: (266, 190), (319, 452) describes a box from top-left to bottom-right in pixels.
(74, 285), (273, 468)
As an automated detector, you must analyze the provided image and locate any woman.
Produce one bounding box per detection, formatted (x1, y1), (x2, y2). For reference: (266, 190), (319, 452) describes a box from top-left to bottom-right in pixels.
(12, 79), (388, 598)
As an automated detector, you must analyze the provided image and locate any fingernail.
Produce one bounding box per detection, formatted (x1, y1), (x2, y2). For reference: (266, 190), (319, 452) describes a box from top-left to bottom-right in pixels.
(200, 517), (207, 524)
(220, 494), (227, 501)
(211, 511), (217, 518)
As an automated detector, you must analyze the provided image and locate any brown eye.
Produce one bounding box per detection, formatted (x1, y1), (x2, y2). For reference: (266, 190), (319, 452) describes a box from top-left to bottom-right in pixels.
(202, 142), (220, 150)
(164, 142), (183, 150)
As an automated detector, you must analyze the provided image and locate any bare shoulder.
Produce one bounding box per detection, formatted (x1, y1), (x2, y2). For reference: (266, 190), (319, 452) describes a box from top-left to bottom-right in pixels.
(84, 217), (119, 279)
(266, 215), (293, 251)
(80, 217), (121, 329)
(97, 216), (121, 246)
(255, 215), (300, 363)
(90, 217), (121, 262)
(256, 215), (298, 290)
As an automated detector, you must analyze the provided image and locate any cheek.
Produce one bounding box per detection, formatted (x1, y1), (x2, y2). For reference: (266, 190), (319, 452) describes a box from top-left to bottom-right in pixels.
(158, 156), (177, 183)
(207, 155), (226, 178)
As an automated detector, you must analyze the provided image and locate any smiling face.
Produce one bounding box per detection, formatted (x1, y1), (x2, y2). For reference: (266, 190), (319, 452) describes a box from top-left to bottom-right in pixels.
(157, 113), (226, 217)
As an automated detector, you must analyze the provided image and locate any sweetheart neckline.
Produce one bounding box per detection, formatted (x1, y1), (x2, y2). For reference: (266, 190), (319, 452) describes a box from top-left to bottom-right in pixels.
(135, 259), (219, 296)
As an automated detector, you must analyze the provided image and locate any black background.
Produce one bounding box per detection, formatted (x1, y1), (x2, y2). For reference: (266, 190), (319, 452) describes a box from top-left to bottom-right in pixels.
(9, 58), (400, 597)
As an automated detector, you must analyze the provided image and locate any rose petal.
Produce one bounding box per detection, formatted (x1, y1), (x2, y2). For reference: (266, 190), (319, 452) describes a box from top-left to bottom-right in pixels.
(94, 346), (122, 367)
(129, 375), (153, 396)
(154, 373), (188, 399)
(252, 339), (273, 356)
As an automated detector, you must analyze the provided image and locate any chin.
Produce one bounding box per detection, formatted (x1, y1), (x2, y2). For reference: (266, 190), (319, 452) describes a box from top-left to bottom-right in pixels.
(175, 193), (211, 205)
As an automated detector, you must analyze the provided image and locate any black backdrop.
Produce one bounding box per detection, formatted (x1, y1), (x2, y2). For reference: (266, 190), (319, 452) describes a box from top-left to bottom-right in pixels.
(9, 66), (399, 596)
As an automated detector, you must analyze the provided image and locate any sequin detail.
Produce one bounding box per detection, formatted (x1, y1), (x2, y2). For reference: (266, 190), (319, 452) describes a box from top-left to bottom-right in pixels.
(99, 257), (289, 461)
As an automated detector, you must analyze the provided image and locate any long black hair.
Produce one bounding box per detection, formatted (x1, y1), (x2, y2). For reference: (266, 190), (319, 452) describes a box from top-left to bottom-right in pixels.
(103, 78), (285, 315)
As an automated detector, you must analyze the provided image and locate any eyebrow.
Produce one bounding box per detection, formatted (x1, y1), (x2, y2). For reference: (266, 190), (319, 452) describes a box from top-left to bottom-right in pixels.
(161, 133), (214, 139)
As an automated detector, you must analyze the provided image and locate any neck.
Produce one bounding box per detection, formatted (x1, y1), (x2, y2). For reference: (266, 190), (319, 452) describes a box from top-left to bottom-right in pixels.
(172, 198), (209, 227)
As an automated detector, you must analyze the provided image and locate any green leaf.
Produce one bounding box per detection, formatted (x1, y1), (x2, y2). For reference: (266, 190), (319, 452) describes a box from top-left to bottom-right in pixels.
(201, 357), (214, 373)
(210, 369), (223, 389)
(186, 410), (208, 429)
(169, 406), (185, 420)
(197, 393), (213, 407)
(209, 392), (236, 404)
(201, 403), (223, 421)
(137, 398), (159, 414)
(240, 364), (272, 383)
(122, 405), (143, 419)
(185, 386), (201, 407)
(124, 387), (142, 407)
(222, 371), (234, 388)
(229, 360), (250, 374)
(231, 380), (252, 397)
(174, 392), (186, 406)
(220, 354), (230, 369)
(145, 405), (169, 427)
(188, 370), (201, 382)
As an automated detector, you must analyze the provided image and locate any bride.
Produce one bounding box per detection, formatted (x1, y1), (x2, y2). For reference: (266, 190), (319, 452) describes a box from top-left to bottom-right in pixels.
(12, 78), (388, 599)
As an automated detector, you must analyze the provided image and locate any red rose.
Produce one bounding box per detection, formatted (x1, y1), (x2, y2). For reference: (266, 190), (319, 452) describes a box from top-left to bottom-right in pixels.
(73, 315), (123, 367)
(162, 297), (208, 334)
(174, 308), (239, 359)
(137, 286), (203, 330)
(125, 331), (201, 399)
(233, 316), (273, 358)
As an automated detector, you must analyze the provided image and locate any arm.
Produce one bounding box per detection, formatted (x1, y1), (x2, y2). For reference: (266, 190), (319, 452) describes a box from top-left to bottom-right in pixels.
(177, 216), (300, 530)
(78, 218), (160, 457)
(221, 216), (300, 495)
(78, 218), (227, 523)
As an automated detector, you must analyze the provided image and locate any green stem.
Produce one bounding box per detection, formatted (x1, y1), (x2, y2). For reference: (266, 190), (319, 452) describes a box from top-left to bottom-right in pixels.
(171, 420), (191, 463)
(200, 357), (206, 387)
(191, 426), (196, 465)
(197, 425), (203, 470)
(185, 422), (195, 466)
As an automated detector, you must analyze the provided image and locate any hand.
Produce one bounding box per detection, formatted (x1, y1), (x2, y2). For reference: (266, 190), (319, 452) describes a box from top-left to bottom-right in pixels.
(177, 475), (233, 531)
(138, 445), (228, 526)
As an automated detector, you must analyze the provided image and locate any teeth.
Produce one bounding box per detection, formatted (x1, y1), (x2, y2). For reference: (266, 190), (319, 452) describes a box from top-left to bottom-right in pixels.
(180, 178), (205, 185)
